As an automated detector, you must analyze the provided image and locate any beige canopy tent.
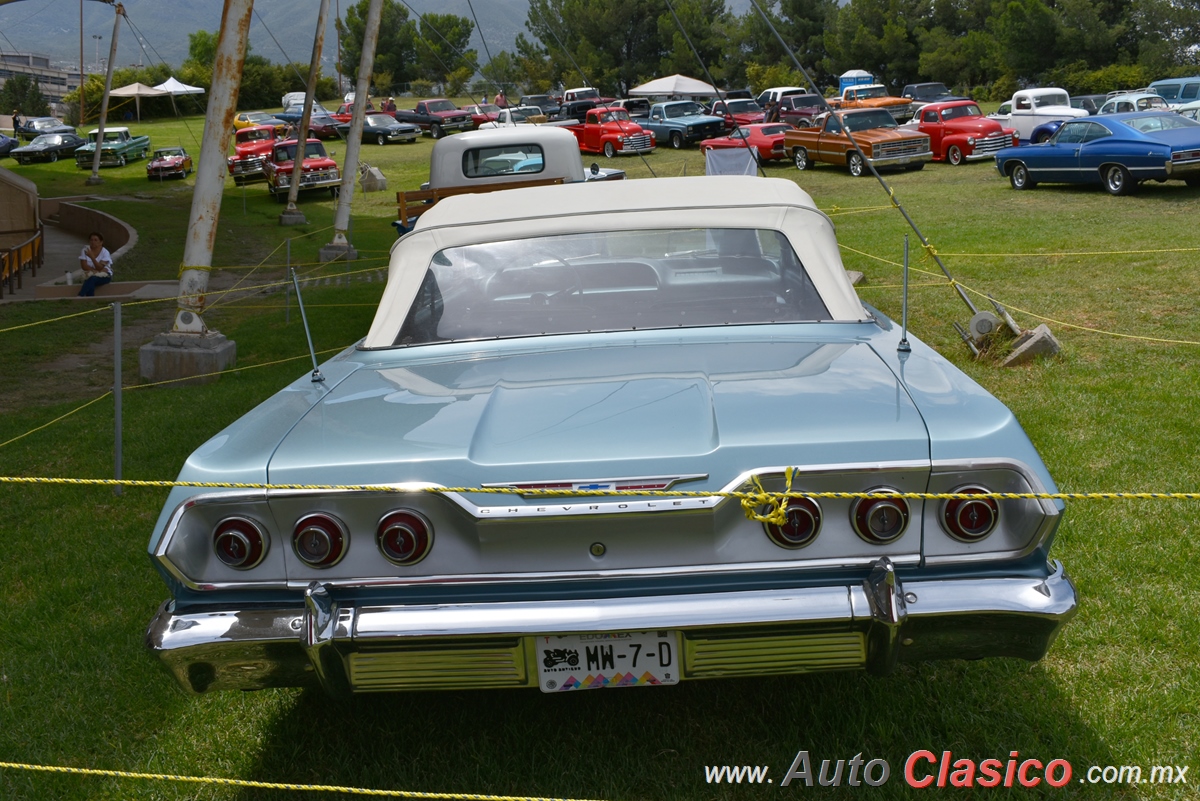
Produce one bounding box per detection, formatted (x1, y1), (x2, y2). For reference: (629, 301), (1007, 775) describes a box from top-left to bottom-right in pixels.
(109, 82), (170, 121)
(628, 74), (719, 97)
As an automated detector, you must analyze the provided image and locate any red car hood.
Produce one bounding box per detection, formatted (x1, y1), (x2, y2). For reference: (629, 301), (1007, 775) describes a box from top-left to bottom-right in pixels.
(945, 117), (1008, 136)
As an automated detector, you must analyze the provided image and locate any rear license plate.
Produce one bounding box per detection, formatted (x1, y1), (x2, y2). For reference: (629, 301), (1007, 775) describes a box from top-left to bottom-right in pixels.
(536, 631), (679, 692)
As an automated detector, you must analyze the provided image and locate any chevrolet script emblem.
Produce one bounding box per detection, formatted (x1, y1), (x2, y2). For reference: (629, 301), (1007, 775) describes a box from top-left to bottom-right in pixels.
(482, 474), (708, 498)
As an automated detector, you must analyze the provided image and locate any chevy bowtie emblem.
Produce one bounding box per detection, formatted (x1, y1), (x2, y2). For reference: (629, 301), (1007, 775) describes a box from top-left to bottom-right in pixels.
(482, 474), (708, 497)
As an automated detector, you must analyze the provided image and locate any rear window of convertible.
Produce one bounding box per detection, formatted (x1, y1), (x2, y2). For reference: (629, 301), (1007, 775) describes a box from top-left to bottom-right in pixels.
(393, 228), (832, 346)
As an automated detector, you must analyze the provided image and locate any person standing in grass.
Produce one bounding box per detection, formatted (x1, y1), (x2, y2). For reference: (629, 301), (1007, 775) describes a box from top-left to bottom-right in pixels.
(78, 232), (113, 297)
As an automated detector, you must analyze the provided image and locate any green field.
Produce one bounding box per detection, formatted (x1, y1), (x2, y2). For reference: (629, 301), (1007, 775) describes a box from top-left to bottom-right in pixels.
(0, 109), (1197, 800)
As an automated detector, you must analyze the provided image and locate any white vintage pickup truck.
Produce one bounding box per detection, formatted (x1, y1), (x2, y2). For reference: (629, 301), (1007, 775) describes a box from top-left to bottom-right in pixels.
(988, 88), (1087, 143)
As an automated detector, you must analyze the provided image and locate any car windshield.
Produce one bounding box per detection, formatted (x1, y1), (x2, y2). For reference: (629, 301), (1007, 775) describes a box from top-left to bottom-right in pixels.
(31, 135), (59, 145)
(426, 100), (456, 113)
(1033, 93), (1069, 108)
(31, 119), (57, 130)
(392, 228), (831, 347)
(852, 86), (888, 99)
(940, 104), (982, 120)
(154, 148), (183, 157)
(242, 128), (271, 141)
(510, 107), (538, 121)
(274, 142), (327, 160)
(1152, 84), (1179, 100)
(1122, 113), (1200, 133)
(727, 100), (761, 113)
(572, 89), (600, 100)
(761, 124), (790, 136)
(664, 103), (704, 118)
(247, 112), (271, 121)
(473, 104), (501, 114)
(366, 115), (394, 126)
(914, 84), (951, 99)
(842, 110), (897, 131)
(598, 109), (632, 123)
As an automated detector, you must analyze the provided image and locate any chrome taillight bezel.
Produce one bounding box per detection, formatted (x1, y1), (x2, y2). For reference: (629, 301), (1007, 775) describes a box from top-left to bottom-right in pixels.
(940, 485), (1000, 542)
(212, 516), (268, 570)
(764, 497), (822, 549)
(850, 489), (910, 544)
(292, 512), (349, 568)
(376, 509), (434, 566)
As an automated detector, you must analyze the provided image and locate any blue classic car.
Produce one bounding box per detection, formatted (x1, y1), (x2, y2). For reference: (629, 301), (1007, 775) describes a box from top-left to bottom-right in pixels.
(994, 111), (1200, 195)
(334, 112), (420, 145)
(146, 177), (1076, 695)
(641, 101), (727, 149)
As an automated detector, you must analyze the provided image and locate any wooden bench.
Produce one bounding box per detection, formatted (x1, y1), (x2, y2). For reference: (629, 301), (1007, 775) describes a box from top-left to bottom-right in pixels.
(396, 177), (566, 228)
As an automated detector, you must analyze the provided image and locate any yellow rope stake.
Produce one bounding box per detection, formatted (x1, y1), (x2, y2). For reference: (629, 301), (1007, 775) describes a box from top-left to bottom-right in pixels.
(0, 761), (604, 800)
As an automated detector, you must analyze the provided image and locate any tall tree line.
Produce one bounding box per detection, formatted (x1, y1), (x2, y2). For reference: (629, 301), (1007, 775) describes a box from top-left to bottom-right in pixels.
(336, 0), (1199, 98)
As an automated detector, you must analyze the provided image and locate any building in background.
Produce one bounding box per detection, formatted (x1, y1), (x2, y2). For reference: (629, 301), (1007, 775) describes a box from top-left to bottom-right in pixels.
(0, 51), (79, 107)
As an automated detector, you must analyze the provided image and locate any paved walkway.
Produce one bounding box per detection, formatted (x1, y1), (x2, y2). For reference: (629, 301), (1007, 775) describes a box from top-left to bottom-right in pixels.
(1, 223), (88, 303)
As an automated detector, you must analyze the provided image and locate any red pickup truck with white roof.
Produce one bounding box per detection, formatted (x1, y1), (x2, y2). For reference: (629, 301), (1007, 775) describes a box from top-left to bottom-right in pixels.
(262, 138), (341, 200)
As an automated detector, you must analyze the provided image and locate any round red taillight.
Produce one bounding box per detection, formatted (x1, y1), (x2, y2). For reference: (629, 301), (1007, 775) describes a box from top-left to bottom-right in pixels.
(764, 497), (822, 549)
(292, 513), (348, 567)
(941, 486), (999, 542)
(850, 490), (910, 544)
(376, 510), (433, 566)
(213, 517), (268, 569)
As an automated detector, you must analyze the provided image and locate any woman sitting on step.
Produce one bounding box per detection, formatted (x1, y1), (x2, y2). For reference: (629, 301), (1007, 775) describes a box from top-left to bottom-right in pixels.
(78, 232), (113, 297)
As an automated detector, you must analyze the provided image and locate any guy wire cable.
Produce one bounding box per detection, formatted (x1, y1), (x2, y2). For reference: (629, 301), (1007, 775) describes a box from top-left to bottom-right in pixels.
(528, 3), (657, 177)
(394, 0), (506, 100)
(662, 0), (764, 177)
(252, 7), (314, 87)
(746, 0), (978, 315)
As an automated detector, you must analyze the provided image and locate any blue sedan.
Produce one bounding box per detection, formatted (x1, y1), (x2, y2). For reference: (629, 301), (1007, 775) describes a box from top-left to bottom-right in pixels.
(994, 111), (1200, 195)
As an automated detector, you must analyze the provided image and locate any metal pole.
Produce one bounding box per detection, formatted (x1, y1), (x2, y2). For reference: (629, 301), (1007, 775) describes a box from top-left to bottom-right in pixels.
(113, 301), (122, 495)
(899, 236), (911, 353)
(282, 0), (332, 222)
(87, 4), (124, 186)
(79, 0), (85, 127)
(173, 0), (256, 335)
(326, 0), (383, 255)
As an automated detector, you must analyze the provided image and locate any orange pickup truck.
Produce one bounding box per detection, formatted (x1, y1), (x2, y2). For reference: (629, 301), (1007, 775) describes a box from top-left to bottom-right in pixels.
(783, 109), (931, 176)
(828, 84), (915, 122)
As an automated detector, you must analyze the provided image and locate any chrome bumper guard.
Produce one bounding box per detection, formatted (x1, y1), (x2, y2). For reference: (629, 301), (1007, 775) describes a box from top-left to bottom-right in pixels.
(146, 559), (1076, 694)
(868, 150), (933, 167)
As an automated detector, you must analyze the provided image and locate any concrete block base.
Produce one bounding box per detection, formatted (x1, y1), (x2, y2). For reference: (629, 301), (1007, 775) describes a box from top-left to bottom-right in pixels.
(279, 208), (308, 226)
(1002, 324), (1061, 367)
(319, 243), (357, 262)
(84, 175), (104, 186)
(139, 331), (237, 385)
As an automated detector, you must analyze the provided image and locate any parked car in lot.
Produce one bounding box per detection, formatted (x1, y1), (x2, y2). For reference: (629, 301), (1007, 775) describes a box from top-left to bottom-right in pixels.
(708, 98), (765, 130)
(994, 111), (1200, 195)
(519, 94), (562, 118)
(305, 114), (342, 140)
(910, 101), (1018, 165)
(1146, 76), (1200, 108)
(566, 106), (656, 157)
(700, 123), (790, 162)
(335, 113), (420, 145)
(145, 174), (1078, 696)
(262, 138), (341, 200)
(1178, 100), (1200, 121)
(989, 88), (1087, 143)
(0, 132), (19, 158)
(10, 132), (85, 164)
(1097, 93), (1170, 114)
(14, 116), (75, 141)
(785, 109), (932, 175)
(461, 103), (503, 128)
(640, 101), (726, 149)
(477, 106), (548, 128)
(776, 94), (825, 128)
(227, 125), (280, 184)
(900, 82), (968, 109)
(233, 111), (288, 134)
(146, 146), (192, 179)
(275, 103), (334, 125)
(393, 99), (473, 138)
(1070, 94), (1107, 115)
(73, 127), (151, 168)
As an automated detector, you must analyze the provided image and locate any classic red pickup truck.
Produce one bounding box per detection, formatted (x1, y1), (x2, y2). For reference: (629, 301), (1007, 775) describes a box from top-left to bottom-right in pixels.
(566, 106), (655, 158)
(912, 100), (1018, 165)
(226, 125), (280, 184)
(262, 138), (341, 200)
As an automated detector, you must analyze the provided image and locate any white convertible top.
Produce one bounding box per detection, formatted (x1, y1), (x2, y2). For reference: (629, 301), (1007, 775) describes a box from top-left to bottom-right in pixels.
(364, 176), (869, 347)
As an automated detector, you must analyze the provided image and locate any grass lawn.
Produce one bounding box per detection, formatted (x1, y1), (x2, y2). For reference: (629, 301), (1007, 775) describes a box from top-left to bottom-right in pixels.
(0, 106), (1197, 800)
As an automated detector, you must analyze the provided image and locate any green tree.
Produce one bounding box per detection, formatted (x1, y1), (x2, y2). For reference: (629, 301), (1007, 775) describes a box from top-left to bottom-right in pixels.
(479, 50), (525, 97)
(336, 0), (418, 86)
(738, 0), (839, 89)
(184, 30), (221, 68)
(0, 74), (50, 118)
(825, 0), (928, 89)
(655, 0), (733, 85)
(990, 0), (1059, 81)
(415, 13), (476, 86)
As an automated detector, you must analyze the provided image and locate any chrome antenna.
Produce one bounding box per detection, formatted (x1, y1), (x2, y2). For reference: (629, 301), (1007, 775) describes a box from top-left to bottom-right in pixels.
(898, 235), (911, 353)
(291, 268), (325, 383)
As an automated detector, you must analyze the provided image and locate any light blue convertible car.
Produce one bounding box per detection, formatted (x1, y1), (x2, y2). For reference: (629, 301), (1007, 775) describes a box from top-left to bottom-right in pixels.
(146, 177), (1077, 695)
(994, 111), (1200, 195)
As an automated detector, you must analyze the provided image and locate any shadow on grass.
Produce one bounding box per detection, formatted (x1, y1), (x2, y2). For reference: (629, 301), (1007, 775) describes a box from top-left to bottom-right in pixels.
(237, 659), (1133, 800)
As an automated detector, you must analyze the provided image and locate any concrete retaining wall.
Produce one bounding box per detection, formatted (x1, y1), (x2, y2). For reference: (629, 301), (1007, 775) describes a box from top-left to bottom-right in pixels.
(38, 197), (138, 262)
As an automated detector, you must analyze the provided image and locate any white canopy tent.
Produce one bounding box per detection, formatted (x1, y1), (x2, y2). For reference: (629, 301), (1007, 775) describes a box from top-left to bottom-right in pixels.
(109, 82), (169, 121)
(628, 74), (718, 97)
(153, 77), (206, 117)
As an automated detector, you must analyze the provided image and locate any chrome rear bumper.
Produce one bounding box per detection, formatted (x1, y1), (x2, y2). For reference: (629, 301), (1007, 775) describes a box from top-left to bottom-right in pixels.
(147, 560), (1076, 694)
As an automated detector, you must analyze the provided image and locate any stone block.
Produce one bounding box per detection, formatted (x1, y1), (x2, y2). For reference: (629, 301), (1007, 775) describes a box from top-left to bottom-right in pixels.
(278, 208), (308, 226)
(1002, 324), (1061, 367)
(139, 331), (237, 385)
(318, 243), (357, 262)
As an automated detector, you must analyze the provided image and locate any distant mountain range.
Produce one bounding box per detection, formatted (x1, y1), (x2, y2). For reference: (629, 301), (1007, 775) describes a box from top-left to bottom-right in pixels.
(0, 0), (532, 74)
(2, 0), (761, 84)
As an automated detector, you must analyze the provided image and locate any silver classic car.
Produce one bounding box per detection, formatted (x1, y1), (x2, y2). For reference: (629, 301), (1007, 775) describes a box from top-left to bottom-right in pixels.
(146, 177), (1076, 695)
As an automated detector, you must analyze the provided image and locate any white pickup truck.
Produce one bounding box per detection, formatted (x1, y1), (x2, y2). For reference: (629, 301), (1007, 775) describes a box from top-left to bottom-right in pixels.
(989, 88), (1088, 143)
(477, 106), (549, 128)
(396, 126), (626, 234)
